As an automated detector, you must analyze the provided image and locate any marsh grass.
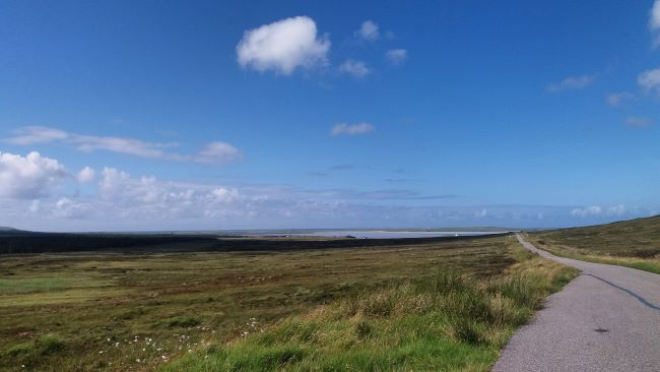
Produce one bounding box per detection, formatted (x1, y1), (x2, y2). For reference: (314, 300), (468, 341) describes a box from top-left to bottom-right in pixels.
(0, 235), (577, 371)
(164, 243), (578, 372)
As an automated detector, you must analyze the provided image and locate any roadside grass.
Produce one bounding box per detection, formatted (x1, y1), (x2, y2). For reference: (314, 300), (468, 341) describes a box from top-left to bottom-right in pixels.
(528, 215), (660, 275)
(0, 235), (578, 371)
(527, 238), (660, 275)
(163, 240), (578, 372)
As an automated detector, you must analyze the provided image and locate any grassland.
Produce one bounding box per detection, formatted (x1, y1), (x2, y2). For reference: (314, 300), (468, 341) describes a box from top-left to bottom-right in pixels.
(529, 215), (660, 274)
(0, 234), (577, 371)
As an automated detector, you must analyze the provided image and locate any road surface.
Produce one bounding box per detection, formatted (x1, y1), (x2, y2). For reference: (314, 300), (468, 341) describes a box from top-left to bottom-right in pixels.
(493, 234), (660, 372)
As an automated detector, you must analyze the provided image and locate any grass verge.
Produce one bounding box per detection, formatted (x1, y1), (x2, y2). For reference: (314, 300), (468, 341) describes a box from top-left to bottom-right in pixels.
(528, 215), (660, 275)
(527, 236), (660, 275)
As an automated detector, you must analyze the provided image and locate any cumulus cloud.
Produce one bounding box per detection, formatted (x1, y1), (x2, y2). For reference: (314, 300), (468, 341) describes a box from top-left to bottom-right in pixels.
(607, 204), (626, 216)
(570, 205), (602, 217)
(0, 157), (655, 230)
(330, 122), (375, 137)
(356, 20), (379, 41)
(77, 166), (96, 183)
(3, 126), (241, 166)
(385, 49), (407, 65)
(638, 67), (660, 94)
(650, 0), (660, 46)
(606, 92), (633, 107)
(652, 0), (660, 30)
(625, 116), (653, 128)
(0, 151), (67, 199)
(570, 205), (628, 218)
(236, 16), (330, 75)
(546, 74), (597, 93)
(338, 59), (370, 78)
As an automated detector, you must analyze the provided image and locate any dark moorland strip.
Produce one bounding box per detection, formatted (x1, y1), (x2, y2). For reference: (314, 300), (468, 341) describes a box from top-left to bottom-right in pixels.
(0, 231), (510, 254)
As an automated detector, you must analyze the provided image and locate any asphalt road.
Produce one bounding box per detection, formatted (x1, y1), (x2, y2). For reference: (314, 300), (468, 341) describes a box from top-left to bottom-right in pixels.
(493, 234), (660, 372)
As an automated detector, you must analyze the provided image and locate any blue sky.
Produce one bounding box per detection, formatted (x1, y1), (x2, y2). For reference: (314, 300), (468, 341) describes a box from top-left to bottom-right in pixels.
(1, 0), (659, 231)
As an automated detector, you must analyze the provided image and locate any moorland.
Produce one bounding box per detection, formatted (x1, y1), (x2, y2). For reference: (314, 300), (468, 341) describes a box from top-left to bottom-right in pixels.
(529, 215), (660, 274)
(0, 232), (576, 371)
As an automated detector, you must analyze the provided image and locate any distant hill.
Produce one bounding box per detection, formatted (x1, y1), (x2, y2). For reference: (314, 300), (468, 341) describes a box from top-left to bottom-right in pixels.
(532, 215), (660, 258)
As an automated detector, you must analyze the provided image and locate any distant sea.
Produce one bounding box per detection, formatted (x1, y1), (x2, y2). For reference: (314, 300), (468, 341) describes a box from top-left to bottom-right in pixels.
(244, 230), (506, 239)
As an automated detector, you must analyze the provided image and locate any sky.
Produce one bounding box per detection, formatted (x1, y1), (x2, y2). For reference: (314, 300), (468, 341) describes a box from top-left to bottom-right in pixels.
(1, 0), (659, 231)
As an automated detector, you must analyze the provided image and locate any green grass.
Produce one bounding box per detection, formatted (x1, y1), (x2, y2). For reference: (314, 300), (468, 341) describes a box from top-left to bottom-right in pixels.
(530, 215), (660, 274)
(0, 235), (577, 371)
(163, 241), (578, 372)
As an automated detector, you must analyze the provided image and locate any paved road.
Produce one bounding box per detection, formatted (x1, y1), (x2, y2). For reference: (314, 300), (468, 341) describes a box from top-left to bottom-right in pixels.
(493, 234), (660, 372)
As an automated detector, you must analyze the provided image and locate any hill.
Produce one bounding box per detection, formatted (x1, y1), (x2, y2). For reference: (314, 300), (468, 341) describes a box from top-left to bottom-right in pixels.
(529, 215), (660, 274)
(532, 215), (660, 258)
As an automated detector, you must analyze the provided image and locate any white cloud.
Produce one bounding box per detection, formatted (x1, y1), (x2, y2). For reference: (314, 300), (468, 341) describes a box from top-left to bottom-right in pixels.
(651, 0), (660, 30)
(385, 49), (407, 65)
(0, 157), (655, 230)
(625, 116), (653, 128)
(0, 151), (67, 199)
(570, 204), (628, 218)
(236, 16), (330, 75)
(73, 134), (177, 158)
(29, 200), (40, 213)
(546, 74), (597, 93)
(638, 67), (660, 94)
(77, 166), (96, 183)
(338, 59), (370, 78)
(570, 205), (602, 217)
(54, 197), (92, 218)
(194, 141), (242, 165)
(4, 126), (68, 145)
(474, 208), (488, 218)
(3, 126), (241, 166)
(330, 122), (375, 137)
(606, 92), (633, 107)
(356, 20), (379, 41)
(607, 204), (626, 216)
(650, 0), (660, 46)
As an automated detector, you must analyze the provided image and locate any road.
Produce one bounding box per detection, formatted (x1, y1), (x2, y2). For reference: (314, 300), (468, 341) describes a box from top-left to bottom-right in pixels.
(493, 234), (660, 372)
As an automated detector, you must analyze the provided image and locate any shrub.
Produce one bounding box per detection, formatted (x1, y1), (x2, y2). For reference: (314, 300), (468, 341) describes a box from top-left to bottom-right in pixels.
(36, 334), (65, 354)
(6, 343), (32, 357)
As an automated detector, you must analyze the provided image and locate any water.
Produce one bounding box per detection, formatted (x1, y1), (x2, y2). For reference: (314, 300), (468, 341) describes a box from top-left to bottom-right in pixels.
(251, 230), (504, 239)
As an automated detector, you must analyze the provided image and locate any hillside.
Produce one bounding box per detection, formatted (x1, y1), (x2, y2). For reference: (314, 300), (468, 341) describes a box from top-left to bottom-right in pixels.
(532, 215), (660, 258)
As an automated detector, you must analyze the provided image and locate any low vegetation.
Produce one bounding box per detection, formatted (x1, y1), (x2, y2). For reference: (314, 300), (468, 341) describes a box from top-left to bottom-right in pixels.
(164, 242), (577, 372)
(0, 234), (577, 371)
(530, 215), (660, 274)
